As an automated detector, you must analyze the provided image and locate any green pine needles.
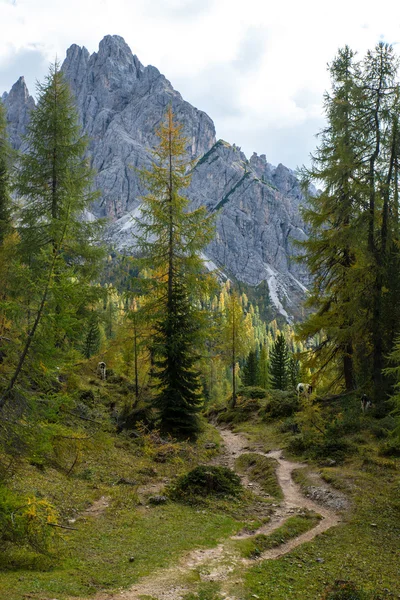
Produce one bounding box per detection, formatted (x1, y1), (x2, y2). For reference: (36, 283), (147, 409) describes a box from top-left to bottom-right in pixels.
(0, 63), (104, 410)
(135, 107), (215, 437)
(270, 333), (290, 390)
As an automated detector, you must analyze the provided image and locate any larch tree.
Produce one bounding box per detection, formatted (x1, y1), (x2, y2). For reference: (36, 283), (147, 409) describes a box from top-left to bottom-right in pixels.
(135, 106), (214, 437)
(0, 63), (103, 410)
(298, 46), (363, 391)
(0, 101), (12, 246)
(298, 43), (400, 406)
(0, 100), (17, 357)
(221, 292), (253, 408)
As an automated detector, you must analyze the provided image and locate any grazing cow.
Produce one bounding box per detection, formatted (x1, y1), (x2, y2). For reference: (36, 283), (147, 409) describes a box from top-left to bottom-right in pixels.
(97, 361), (107, 381)
(361, 394), (372, 414)
(296, 382), (313, 399)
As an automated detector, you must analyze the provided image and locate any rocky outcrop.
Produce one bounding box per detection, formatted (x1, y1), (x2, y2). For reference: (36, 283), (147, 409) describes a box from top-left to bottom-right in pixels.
(2, 76), (35, 152)
(61, 35), (216, 217)
(186, 141), (309, 319)
(2, 35), (310, 320)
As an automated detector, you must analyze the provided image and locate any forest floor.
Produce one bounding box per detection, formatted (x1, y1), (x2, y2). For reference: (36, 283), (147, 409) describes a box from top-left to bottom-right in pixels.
(97, 427), (343, 600)
(1, 394), (399, 600)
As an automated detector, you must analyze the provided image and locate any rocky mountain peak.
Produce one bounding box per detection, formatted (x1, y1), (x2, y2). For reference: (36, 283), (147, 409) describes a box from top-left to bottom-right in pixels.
(2, 75), (35, 150)
(3, 35), (309, 320)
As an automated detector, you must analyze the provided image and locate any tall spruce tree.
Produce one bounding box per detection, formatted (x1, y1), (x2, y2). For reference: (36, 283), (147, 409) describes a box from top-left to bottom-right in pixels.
(0, 64), (103, 409)
(135, 107), (214, 436)
(270, 333), (289, 390)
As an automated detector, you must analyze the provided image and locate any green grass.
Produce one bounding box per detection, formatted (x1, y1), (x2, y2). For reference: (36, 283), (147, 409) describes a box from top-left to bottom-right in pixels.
(235, 452), (283, 499)
(240, 457), (400, 599)
(0, 419), (243, 600)
(183, 581), (224, 600)
(236, 511), (321, 558)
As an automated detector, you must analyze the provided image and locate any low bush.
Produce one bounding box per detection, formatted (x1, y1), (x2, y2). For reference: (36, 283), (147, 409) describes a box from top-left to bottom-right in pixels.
(287, 433), (309, 455)
(117, 404), (156, 432)
(287, 432), (353, 462)
(368, 415), (396, 439)
(237, 386), (267, 399)
(214, 397), (261, 424)
(312, 436), (354, 463)
(168, 465), (242, 502)
(379, 437), (400, 457)
(263, 390), (300, 419)
(278, 416), (300, 434)
(320, 580), (368, 599)
(0, 486), (59, 554)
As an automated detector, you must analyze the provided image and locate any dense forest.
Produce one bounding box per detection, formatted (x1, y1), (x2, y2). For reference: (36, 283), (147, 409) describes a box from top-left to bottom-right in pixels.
(0, 44), (399, 600)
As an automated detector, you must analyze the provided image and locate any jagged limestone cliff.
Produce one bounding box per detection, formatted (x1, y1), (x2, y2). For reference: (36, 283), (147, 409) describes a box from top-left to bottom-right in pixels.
(2, 35), (310, 320)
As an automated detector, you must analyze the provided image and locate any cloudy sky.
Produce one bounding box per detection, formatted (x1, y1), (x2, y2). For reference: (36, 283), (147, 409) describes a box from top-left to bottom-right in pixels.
(1, 0), (400, 169)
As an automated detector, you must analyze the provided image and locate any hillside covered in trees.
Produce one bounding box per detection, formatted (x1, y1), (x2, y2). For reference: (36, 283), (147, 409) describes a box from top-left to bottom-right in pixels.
(0, 42), (399, 600)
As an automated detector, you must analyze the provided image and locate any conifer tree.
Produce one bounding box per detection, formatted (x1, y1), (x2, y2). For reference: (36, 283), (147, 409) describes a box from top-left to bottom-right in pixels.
(135, 106), (214, 436)
(288, 356), (300, 389)
(0, 101), (12, 246)
(270, 333), (289, 390)
(256, 344), (270, 389)
(242, 350), (258, 387)
(298, 46), (362, 391)
(0, 64), (103, 409)
(0, 100), (16, 356)
(221, 292), (253, 407)
(82, 311), (101, 359)
(299, 43), (400, 404)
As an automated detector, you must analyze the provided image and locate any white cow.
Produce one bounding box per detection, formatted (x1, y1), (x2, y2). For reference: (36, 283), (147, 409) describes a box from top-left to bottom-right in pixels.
(296, 382), (313, 399)
(97, 361), (107, 380)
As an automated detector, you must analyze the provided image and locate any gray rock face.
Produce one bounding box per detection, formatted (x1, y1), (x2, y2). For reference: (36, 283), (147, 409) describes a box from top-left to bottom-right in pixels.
(61, 35), (216, 217)
(3, 35), (310, 320)
(186, 141), (309, 319)
(2, 76), (35, 151)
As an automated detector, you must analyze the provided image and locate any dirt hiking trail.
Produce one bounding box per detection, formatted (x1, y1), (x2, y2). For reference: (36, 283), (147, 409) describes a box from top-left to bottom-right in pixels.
(79, 427), (343, 600)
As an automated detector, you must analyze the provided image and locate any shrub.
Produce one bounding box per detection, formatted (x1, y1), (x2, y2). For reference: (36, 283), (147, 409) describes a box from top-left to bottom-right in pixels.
(368, 415), (396, 439)
(169, 465), (242, 501)
(214, 397), (261, 424)
(379, 437), (400, 457)
(287, 433), (309, 455)
(321, 580), (367, 600)
(263, 390), (300, 419)
(0, 486), (59, 554)
(117, 405), (156, 432)
(312, 436), (354, 463)
(279, 416), (300, 434)
(238, 386), (267, 399)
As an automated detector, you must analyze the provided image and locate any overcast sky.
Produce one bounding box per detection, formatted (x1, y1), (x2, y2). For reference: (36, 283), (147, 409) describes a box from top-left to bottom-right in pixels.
(1, 0), (400, 169)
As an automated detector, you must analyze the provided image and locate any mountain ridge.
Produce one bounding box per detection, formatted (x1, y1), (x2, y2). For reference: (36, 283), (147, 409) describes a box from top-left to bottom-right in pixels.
(2, 34), (310, 320)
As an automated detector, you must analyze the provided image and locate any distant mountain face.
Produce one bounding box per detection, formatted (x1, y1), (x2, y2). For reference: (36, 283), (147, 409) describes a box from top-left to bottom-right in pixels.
(2, 34), (310, 321)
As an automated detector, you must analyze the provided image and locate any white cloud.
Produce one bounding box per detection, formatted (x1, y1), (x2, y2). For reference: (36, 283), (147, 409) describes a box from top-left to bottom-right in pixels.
(1, 0), (400, 167)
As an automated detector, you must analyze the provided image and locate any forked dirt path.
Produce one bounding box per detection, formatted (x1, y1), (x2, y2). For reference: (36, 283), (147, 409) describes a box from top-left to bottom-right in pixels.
(82, 427), (343, 600)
